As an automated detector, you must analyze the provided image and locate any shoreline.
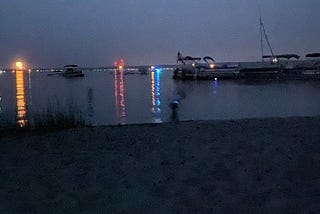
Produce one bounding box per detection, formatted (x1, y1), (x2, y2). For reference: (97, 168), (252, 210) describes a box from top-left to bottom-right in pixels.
(1, 116), (320, 212)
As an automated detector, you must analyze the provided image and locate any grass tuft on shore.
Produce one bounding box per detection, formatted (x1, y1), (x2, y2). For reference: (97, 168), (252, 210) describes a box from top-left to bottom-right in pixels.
(32, 108), (85, 129)
(0, 107), (86, 134)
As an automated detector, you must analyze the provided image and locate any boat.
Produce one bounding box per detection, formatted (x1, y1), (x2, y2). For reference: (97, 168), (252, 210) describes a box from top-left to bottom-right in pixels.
(48, 65), (84, 77)
(294, 53), (320, 76)
(172, 15), (320, 80)
(173, 54), (239, 80)
(306, 53), (320, 58)
(62, 65), (84, 77)
(173, 51), (320, 80)
(173, 55), (202, 79)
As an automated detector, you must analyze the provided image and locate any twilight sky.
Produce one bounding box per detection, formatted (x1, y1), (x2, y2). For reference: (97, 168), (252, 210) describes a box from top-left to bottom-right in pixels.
(1, 0), (320, 68)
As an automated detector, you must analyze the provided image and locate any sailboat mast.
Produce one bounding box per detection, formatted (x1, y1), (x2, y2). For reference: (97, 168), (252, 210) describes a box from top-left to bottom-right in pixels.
(259, 16), (275, 60)
(259, 17), (264, 61)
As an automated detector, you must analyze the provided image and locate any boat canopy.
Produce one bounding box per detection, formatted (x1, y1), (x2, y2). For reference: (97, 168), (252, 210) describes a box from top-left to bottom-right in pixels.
(64, 64), (79, 68)
(305, 53), (320, 58)
(263, 54), (300, 60)
(203, 56), (215, 63)
(277, 54), (300, 59)
(183, 56), (201, 61)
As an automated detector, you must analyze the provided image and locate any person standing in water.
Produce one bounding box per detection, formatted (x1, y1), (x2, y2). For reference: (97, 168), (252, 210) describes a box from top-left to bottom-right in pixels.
(169, 99), (180, 122)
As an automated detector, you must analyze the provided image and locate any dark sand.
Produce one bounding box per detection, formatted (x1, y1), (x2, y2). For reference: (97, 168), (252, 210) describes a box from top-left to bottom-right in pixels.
(1, 117), (320, 213)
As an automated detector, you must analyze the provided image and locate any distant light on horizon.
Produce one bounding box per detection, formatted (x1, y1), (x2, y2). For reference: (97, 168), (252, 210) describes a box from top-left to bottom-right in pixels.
(114, 59), (125, 69)
(15, 61), (23, 70)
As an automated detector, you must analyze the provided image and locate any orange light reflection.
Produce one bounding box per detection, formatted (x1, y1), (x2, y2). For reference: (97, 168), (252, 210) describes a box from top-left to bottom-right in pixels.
(15, 70), (27, 127)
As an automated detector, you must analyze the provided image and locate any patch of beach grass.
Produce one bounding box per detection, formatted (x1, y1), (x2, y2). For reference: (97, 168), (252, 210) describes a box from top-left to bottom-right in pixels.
(31, 105), (85, 129)
(0, 104), (86, 134)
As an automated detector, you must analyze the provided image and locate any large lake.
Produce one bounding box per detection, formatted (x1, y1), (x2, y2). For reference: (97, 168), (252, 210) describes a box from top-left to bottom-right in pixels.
(1, 68), (320, 127)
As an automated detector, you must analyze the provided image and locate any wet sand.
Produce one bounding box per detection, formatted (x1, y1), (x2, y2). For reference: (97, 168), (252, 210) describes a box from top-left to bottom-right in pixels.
(1, 116), (320, 213)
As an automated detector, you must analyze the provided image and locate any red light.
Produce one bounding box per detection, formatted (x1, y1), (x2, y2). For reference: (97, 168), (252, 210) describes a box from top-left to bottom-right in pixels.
(114, 59), (125, 69)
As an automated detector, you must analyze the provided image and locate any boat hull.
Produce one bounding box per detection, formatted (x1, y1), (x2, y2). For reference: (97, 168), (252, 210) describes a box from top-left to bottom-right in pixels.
(62, 72), (84, 77)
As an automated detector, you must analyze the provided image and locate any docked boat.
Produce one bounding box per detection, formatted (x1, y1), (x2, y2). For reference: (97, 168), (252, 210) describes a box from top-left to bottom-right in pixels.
(173, 52), (320, 80)
(294, 53), (320, 76)
(305, 53), (320, 58)
(48, 65), (84, 77)
(173, 54), (239, 80)
(172, 17), (320, 80)
(62, 65), (84, 77)
(173, 8), (320, 80)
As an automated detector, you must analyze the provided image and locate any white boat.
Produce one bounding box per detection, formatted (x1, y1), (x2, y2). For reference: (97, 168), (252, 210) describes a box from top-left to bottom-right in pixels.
(173, 54), (238, 79)
(173, 17), (320, 80)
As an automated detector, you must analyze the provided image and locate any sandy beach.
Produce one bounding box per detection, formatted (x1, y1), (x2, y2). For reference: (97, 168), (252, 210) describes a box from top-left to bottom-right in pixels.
(1, 116), (320, 213)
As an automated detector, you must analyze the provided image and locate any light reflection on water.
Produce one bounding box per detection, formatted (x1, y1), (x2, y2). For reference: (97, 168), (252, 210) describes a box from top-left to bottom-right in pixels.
(1, 68), (320, 127)
(15, 70), (27, 127)
(151, 69), (162, 123)
(114, 69), (126, 124)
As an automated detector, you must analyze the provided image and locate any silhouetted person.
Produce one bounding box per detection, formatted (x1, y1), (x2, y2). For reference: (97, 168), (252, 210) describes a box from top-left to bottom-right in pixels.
(169, 99), (180, 122)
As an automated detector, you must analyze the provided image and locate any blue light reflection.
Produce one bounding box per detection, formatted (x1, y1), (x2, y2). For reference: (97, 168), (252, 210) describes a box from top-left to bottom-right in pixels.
(151, 69), (162, 123)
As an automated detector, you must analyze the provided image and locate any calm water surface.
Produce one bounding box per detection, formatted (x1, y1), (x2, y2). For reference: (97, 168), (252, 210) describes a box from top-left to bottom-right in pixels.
(1, 68), (320, 127)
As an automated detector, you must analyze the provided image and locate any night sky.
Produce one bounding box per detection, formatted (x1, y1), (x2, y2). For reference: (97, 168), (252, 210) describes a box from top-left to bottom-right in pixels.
(1, 0), (320, 68)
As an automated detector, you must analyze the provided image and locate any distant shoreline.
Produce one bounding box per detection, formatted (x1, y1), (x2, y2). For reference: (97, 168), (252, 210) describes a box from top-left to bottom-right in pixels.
(2, 58), (319, 73)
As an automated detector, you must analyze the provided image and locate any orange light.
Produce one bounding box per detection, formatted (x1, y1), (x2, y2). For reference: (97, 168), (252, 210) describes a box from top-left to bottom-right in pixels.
(118, 65), (123, 69)
(210, 64), (215, 69)
(16, 61), (23, 70)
